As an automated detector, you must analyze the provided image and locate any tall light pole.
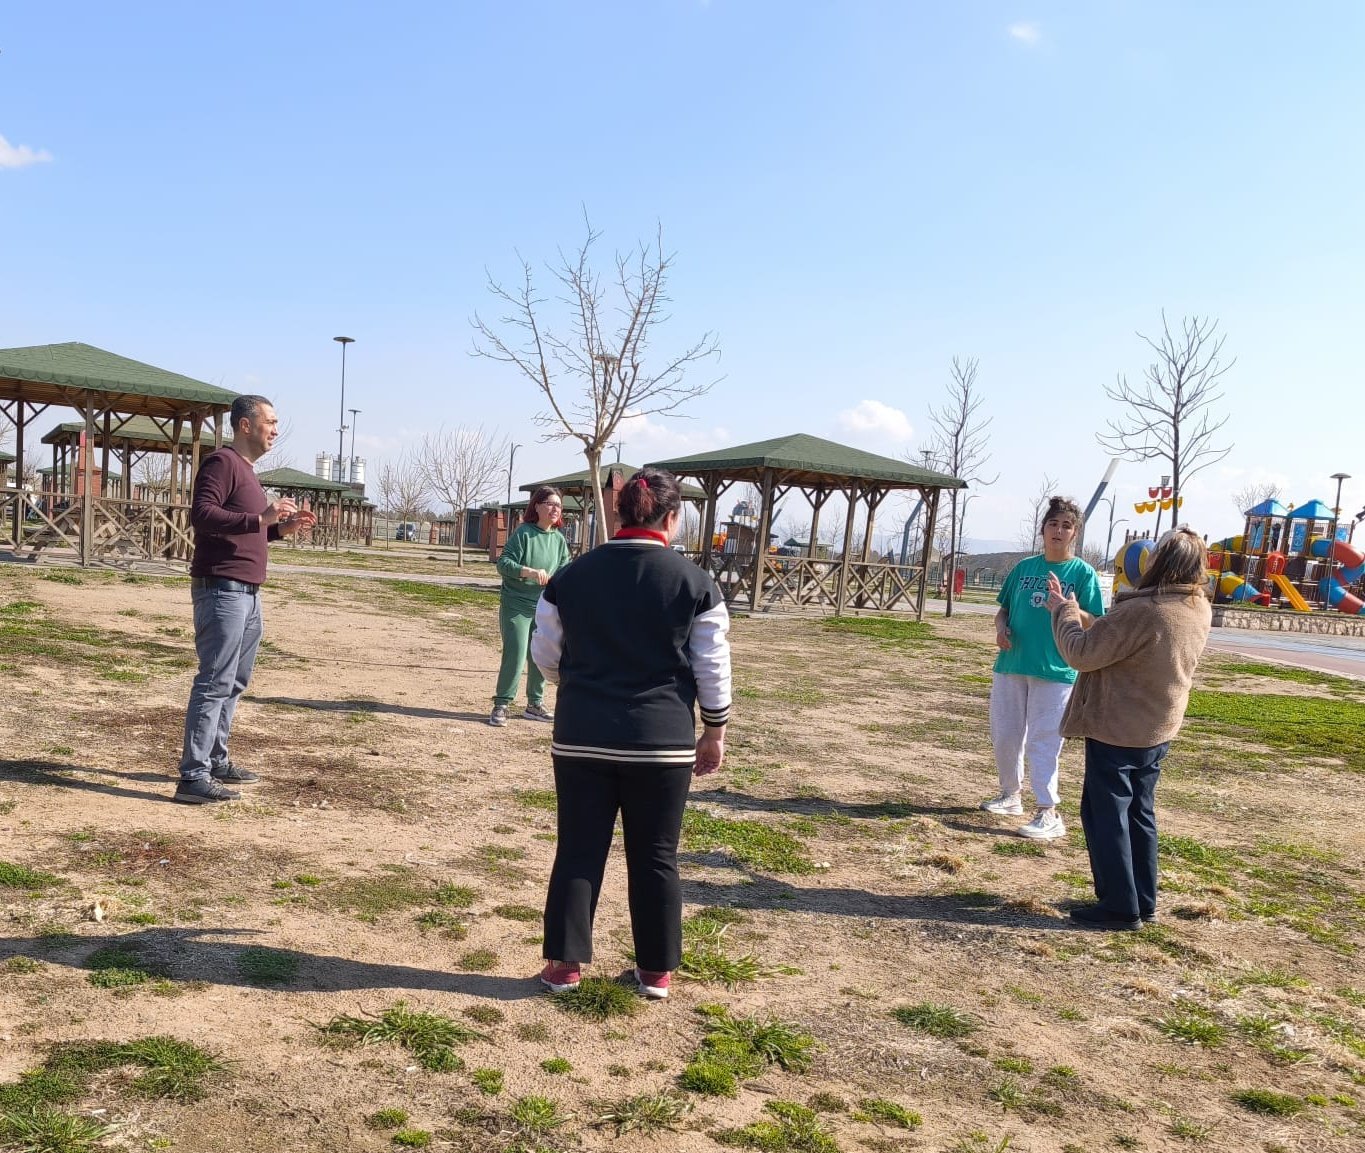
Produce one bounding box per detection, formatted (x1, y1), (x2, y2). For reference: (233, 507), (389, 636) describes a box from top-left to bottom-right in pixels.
(507, 443), (522, 509)
(333, 336), (354, 480)
(348, 408), (361, 483)
(1331, 472), (1351, 541)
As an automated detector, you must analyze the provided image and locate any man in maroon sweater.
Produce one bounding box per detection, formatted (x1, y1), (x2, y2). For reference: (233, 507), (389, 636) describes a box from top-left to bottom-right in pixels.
(174, 395), (315, 803)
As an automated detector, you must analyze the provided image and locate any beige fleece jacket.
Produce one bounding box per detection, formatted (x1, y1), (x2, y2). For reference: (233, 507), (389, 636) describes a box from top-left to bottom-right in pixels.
(1051, 584), (1212, 748)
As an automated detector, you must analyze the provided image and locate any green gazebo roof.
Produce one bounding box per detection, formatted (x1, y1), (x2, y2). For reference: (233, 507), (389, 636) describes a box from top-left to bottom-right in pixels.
(42, 415), (235, 450)
(647, 433), (964, 489)
(523, 463), (705, 500)
(0, 343), (239, 410)
(256, 467), (350, 493)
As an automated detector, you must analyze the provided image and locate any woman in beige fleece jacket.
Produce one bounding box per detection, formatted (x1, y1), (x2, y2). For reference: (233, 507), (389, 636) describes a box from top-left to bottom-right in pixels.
(1046, 528), (1212, 931)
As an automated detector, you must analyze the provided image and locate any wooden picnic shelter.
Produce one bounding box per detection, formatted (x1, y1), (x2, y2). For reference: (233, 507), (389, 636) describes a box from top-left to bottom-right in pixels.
(520, 463), (706, 556)
(1, 342), (238, 565)
(256, 467), (375, 549)
(647, 433), (964, 618)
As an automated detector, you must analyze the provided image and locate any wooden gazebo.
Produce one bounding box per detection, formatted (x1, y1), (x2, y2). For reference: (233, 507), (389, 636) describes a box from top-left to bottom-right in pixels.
(520, 463), (706, 556)
(256, 467), (375, 549)
(648, 433), (964, 618)
(1, 343), (238, 565)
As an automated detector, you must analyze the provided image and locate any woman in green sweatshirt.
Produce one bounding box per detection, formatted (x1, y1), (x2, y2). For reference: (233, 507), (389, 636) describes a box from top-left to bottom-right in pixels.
(490, 486), (573, 727)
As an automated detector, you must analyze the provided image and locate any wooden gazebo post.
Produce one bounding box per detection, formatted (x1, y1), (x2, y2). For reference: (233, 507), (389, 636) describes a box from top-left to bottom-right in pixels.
(835, 482), (859, 615)
(915, 487), (941, 621)
(748, 467), (776, 612)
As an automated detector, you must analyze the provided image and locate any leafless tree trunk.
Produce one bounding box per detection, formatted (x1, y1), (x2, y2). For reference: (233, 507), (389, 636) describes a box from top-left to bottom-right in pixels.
(1098, 312), (1234, 517)
(1018, 473), (1060, 550)
(375, 450), (430, 548)
(418, 426), (509, 565)
(929, 357), (997, 617)
(472, 215), (721, 545)
(136, 454), (173, 502)
(1231, 481), (1282, 518)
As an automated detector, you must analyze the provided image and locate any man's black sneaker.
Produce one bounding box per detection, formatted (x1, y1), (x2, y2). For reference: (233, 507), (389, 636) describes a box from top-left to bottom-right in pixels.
(1069, 904), (1141, 932)
(174, 778), (240, 804)
(211, 761), (259, 783)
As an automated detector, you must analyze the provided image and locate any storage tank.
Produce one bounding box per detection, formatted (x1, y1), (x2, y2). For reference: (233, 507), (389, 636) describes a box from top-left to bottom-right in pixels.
(350, 458), (366, 486)
(315, 452), (333, 481)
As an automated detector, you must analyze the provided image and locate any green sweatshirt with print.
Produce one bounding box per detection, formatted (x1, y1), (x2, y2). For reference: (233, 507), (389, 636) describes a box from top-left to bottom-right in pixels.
(496, 523), (572, 611)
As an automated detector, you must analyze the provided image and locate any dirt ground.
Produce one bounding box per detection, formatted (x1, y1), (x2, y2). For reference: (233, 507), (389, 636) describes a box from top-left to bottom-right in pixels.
(3, 559), (1365, 1153)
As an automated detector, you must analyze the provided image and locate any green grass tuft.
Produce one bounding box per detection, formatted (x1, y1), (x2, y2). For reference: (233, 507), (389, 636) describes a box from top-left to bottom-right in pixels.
(1231, 1088), (1303, 1116)
(390, 1128), (431, 1148)
(1156, 1007), (1226, 1048)
(552, 976), (639, 1021)
(890, 1002), (978, 1038)
(854, 1097), (922, 1128)
(540, 1057), (571, 1075)
(0, 861), (62, 890)
(510, 1094), (564, 1133)
(715, 1100), (839, 1152)
(366, 1108), (409, 1130)
(319, 1001), (484, 1071)
(470, 1067), (503, 1095)
(593, 1090), (691, 1135)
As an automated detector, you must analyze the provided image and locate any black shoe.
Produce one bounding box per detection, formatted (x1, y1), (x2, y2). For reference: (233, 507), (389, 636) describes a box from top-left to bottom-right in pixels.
(174, 778), (240, 804)
(1069, 904), (1142, 932)
(1141, 911), (1158, 925)
(211, 761), (259, 783)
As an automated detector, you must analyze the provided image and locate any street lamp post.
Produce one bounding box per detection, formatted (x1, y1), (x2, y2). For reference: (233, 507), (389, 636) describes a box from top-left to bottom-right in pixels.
(348, 408), (361, 484)
(333, 336), (354, 480)
(507, 443), (522, 510)
(1331, 472), (1351, 541)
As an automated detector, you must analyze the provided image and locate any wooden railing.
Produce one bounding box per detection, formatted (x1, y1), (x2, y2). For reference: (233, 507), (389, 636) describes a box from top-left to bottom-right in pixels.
(0, 487), (192, 563)
(677, 550), (926, 614)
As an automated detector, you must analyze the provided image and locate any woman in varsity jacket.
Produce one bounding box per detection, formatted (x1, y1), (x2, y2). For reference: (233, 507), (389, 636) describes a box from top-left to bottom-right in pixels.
(530, 468), (732, 1000)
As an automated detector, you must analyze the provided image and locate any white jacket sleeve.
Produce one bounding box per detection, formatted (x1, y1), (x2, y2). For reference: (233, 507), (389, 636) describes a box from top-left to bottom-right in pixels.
(531, 594), (563, 683)
(688, 600), (732, 727)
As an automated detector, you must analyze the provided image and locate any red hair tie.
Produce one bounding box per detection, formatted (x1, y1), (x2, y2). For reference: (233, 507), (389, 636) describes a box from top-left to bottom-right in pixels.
(635, 476), (649, 489)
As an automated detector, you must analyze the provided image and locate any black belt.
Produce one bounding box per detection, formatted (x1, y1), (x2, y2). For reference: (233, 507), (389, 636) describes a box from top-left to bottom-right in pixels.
(191, 576), (260, 594)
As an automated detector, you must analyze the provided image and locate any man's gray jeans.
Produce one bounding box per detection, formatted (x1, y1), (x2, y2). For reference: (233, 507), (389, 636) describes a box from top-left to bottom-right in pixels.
(178, 583), (263, 781)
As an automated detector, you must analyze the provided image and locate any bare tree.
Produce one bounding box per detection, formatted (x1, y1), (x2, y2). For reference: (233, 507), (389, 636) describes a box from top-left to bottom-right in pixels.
(472, 216), (721, 545)
(1231, 480), (1282, 518)
(375, 449), (430, 547)
(1098, 312), (1234, 517)
(419, 425), (509, 566)
(136, 453), (173, 501)
(1017, 472), (1060, 551)
(929, 357), (997, 616)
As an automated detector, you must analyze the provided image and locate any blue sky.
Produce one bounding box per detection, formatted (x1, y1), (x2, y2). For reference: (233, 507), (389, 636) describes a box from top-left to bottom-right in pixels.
(3, 1), (1362, 549)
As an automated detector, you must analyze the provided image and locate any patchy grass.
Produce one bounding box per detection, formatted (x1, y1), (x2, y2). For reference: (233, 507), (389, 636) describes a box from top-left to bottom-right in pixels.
(1156, 1006), (1227, 1048)
(1230, 1088), (1304, 1116)
(683, 809), (814, 873)
(854, 1097), (922, 1128)
(510, 1094), (564, 1134)
(715, 1100), (839, 1152)
(366, 1107), (410, 1130)
(820, 617), (937, 645)
(470, 1067), (504, 1095)
(0, 861), (62, 890)
(1184, 689), (1365, 773)
(891, 1002), (979, 1039)
(237, 946), (301, 985)
(592, 1090), (692, 1135)
(319, 1001), (484, 1071)
(492, 903), (540, 923)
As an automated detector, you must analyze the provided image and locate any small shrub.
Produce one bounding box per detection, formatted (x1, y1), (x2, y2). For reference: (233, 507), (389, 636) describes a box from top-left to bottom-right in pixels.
(592, 1090), (691, 1135)
(390, 1129), (431, 1148)
(540, 1057), (571, 1074)
(510, 1094), (563, 1133)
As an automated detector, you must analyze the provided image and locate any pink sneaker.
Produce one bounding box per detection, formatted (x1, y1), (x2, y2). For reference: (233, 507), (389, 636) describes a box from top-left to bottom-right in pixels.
(539, 961), (580, 993)
(634, 968), (671, 1000)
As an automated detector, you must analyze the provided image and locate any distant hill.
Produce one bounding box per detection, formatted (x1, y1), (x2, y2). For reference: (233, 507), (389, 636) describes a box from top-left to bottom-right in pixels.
(959, 550), (1031, 579)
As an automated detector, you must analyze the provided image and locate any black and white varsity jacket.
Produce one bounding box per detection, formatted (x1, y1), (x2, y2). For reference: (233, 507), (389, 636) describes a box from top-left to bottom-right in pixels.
(530, 538), (732, 764)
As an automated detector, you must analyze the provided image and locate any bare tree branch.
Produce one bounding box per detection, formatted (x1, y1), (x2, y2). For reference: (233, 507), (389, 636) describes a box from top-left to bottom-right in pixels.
(374, 449), (430, 547)
(1018, 472), (1060, 550)
(928, 357), (998, 617)
(472, 216), (722, 544)
(418, 425), (509, 566)
(1097, 312), (1234, 515)
(1231, 480), (1282, 519)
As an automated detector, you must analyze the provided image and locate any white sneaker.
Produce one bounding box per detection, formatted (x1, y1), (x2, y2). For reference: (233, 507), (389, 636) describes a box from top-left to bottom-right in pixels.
(981, 793), (1024, 816)
(1017, 808), (1066, 840)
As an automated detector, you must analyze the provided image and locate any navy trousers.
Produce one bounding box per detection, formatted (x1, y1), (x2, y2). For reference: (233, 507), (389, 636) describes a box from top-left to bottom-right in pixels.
(1080, 738), (1170, 921)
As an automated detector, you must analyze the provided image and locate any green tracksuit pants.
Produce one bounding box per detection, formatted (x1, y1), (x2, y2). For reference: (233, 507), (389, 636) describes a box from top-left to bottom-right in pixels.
(494, 600), (544, 707)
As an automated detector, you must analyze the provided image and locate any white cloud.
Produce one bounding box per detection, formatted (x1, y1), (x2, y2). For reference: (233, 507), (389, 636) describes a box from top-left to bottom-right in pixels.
(615, 412), (731, 460)
(836, 399), (914, 443)
(1008, 22), (1041, 46)
(0, 134), (54, 169)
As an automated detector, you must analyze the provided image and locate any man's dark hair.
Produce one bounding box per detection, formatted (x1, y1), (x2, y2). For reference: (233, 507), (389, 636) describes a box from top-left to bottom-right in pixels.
(229, 395), (273, 433)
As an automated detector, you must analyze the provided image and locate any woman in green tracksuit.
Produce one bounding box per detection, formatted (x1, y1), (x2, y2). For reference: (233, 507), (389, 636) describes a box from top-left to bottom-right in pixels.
(490, 486), (573, 727)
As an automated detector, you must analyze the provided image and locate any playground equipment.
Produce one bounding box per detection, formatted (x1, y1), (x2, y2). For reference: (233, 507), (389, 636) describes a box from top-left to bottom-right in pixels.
(1208, 495), (1362, 615)
(1114, 537), (1152, 593)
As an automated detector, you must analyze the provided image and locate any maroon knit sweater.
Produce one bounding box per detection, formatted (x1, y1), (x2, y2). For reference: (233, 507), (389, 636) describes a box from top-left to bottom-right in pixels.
(189, 448), (280, 584)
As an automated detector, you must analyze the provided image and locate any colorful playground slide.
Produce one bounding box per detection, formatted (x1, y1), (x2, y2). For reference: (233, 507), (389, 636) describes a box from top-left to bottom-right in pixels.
(1267, 573), (1311, 612)
(1311, 538), (1365, 616)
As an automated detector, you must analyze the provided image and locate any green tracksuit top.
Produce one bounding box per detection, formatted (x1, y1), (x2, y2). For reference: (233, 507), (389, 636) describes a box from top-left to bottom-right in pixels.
(496, 522), (572, 611)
